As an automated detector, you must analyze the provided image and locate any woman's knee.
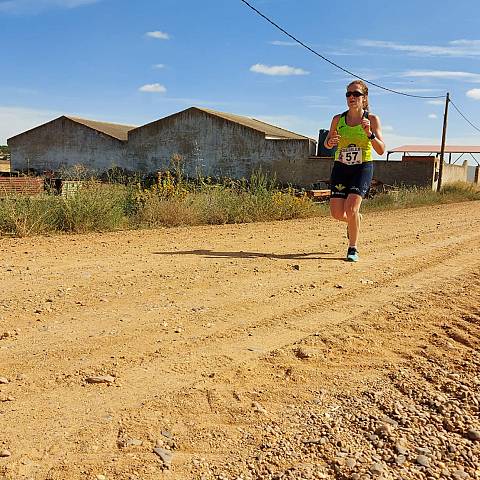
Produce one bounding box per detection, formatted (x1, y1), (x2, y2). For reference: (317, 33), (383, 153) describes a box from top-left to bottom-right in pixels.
(345, 204), (360, 219)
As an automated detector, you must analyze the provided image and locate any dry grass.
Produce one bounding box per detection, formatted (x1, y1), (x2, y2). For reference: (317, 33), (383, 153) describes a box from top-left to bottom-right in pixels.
(0, 177), (479, 237)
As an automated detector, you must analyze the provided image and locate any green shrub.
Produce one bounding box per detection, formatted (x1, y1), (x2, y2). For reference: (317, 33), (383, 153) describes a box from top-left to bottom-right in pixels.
(0, 194), (61, 237)
(57, 182), (129, 233)
(131, 193), (200, 228)
(363, 182), (480, 212)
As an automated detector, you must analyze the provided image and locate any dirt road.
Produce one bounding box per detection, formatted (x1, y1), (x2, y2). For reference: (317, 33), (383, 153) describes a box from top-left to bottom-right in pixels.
(1, 201), (479, 480)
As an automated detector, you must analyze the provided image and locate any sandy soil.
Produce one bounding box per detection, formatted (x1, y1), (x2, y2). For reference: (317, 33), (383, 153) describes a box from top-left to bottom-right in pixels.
(0, 201), (479, 480)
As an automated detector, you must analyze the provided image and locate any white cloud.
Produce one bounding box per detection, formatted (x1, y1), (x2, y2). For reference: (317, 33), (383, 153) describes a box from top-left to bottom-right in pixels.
(402, 70), (480, 82)
(382, 125), (394, 132)
(250, 64), (309, 76)
(395, 88), (443, 94)
(269, 40), (299, 47)
(139, 83), (167, 93)
(428, 114), (438, 119)
(357, 39), (480, 58)
(449, 39), (480, 47)
(301, 95), (328, 102)
(152, 64), (166, 69)
(146, 31), (170, 40)
(0, 0), (100, 13)
(427, 99), (445, 105)
(466, 88), (480, 100)
(0, 106), (61, 144)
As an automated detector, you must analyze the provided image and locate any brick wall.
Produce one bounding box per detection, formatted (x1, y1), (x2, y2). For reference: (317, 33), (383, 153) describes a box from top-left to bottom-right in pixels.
(0, 177), (44, 196)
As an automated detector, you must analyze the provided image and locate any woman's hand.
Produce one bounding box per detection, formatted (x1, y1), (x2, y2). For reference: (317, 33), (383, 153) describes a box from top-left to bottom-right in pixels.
(327, 131), (340, 148)
(361, 118), (372, 137)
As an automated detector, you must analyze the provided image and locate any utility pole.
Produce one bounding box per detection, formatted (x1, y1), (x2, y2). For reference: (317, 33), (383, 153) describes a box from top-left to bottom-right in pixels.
(437, 92), (450, 192)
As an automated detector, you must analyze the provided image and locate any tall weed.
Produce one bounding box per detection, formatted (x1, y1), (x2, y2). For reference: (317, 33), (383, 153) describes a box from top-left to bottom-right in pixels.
(0, 194), (60, 237)
(58, 182), (129, 233)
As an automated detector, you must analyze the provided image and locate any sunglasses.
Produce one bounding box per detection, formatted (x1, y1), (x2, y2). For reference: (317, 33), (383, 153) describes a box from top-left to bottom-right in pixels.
(346, 91), (364, 98)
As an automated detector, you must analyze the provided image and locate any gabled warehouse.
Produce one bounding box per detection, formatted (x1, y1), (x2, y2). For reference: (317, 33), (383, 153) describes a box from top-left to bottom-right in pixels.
(126, 107), (316, 182)
(8, 116), (137, 173)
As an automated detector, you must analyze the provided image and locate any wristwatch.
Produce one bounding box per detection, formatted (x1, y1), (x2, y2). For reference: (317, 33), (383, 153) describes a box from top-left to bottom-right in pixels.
(368, 132), (376, 140)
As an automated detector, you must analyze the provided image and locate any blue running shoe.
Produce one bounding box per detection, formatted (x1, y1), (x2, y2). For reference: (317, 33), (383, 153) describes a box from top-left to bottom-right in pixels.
(346, 247), (359, 262)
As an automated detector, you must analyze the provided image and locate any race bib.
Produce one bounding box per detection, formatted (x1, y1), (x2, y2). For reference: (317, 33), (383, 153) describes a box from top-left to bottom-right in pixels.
(338, 146), (362, 165)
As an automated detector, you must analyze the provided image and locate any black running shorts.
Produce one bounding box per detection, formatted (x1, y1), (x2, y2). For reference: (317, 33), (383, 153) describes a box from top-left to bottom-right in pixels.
(330, 161), (374, 199)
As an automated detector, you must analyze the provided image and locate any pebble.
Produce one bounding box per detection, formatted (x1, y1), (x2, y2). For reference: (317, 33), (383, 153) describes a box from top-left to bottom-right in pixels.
(452, 469), (468, 480)
(125, 438), (143, 447)
(294, 347), (314, 359)
(252, 401), (267, 414)
(0, 377), (9, 384)
(416, 455), (430, 467)
(345, 458), (357, 468)
(466, 429), (480, 441)
(0, 450), (11, 457)
(395, 443), (408, 455)
(85, 375), (115, 384)
(375, 423), (393, 437)
(153, 447), (173, 468)
(370, 462), (384, 475)
(395, 454), (406, 465)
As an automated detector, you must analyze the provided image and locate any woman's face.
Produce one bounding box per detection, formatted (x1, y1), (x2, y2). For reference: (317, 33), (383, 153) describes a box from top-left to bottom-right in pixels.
(346, 83), (365, 108)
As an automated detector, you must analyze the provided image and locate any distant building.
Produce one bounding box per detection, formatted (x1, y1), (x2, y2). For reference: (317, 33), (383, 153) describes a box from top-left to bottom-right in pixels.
(8, 116), (136, 173)
(126, 107), (316, 182)
(8, 108), (316, 183)
(8, 113), (480, 189)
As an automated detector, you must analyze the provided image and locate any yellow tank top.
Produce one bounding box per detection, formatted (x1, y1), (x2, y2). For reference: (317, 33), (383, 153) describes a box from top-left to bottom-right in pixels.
(335, 112), (373, 163)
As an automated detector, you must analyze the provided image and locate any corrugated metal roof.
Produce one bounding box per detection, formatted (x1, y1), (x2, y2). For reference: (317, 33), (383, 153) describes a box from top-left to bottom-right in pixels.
(66, 116), (137, 141)
(195, 107), (312, 140)
(388, 145), (480, 154)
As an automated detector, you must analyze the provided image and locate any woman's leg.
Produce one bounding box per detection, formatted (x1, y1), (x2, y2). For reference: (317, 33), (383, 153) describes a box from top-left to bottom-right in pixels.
(330, 197), (347, 222)
(345, 193), (363, 247)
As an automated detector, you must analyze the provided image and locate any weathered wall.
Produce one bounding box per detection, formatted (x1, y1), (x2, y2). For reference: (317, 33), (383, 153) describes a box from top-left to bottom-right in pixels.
(9, 117), (128, 173)
(127, 110), (315, 179)
(442, 160), (469, 184)
(272, 156), (332, 186)
(475, 166), (480, 185)
(304, 157), (438, 189)
(263, 139), (316, 184)
(375, 157), (436, 188)
(128, 110), (264, 177)
(303, 156), (479, 190)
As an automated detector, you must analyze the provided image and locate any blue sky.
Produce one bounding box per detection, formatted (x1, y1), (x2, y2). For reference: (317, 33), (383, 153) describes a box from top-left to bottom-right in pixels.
(1, 0), (479, 161)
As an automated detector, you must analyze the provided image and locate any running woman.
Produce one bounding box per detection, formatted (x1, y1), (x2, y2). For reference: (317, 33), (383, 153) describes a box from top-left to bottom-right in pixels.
(324, 80), (385, 262)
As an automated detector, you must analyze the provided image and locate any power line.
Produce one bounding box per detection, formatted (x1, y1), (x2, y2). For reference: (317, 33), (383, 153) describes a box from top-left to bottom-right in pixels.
(239, 0), (446, 100)
(449, 98), (480, 135)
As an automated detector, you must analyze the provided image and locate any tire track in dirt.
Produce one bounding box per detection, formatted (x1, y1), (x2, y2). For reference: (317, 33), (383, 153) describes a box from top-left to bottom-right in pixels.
(1, 218), (478, 396)
(0, 202), (479, 479)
